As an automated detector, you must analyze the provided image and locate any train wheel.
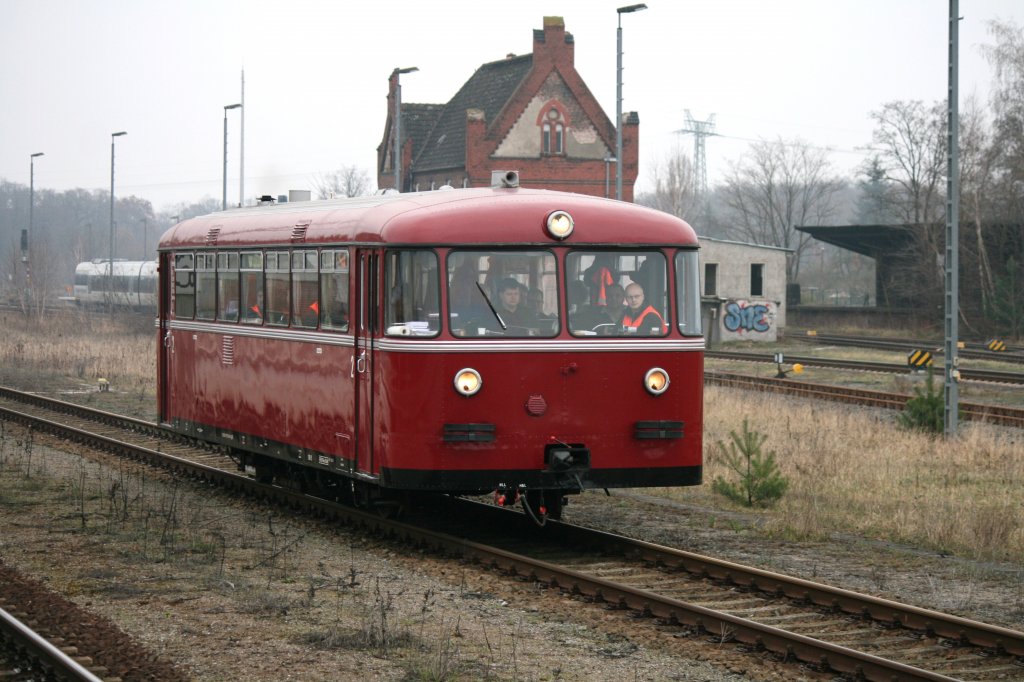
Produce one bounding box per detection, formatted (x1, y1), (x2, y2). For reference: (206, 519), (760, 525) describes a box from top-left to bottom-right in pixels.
(253, 461), (274, 485)
(352, 481), (403, 519)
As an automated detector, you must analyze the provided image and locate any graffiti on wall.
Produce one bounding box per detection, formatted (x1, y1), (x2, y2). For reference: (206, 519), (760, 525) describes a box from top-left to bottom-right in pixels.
(722, 299), (776, 336)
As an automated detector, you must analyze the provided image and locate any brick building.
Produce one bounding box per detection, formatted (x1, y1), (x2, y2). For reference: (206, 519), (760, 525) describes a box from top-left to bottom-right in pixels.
(377, 16), (639, 200)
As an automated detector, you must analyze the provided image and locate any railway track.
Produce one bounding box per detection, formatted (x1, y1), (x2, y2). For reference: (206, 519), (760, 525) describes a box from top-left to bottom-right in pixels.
(704, 370), (1024, 428)
(2, 387), (1023, 680)
(789, 332), (1024, 364)
(707, 350), (1024, 385)
(0, 559), (185, 681)
(0, 606), (104, 682)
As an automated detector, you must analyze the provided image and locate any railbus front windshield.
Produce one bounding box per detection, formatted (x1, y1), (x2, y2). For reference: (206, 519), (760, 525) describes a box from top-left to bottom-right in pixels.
(437, 248), (702, 339)
(447, 250), (559, 338)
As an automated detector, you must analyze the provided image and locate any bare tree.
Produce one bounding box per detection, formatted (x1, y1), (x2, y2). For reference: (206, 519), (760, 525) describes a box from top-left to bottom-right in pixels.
(861, 100), (948, 310)
(864, 100), (946, 225)
(720, 137), (842, 281)
(639, 148), (698, 221)
(958, 95), (1001, 315)
(982, 19), (1024, 218)
(313, 165), (371, 199)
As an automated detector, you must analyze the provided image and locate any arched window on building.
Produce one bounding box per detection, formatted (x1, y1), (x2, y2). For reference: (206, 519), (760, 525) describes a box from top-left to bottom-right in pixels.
(537, 101), (569, 156)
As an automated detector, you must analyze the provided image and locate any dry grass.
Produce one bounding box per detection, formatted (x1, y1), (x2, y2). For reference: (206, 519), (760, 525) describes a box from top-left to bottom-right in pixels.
(3, 312), (1022, 563)
(675, 387), (1024, 562)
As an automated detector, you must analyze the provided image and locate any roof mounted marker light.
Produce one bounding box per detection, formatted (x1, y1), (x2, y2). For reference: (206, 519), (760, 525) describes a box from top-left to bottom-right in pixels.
(546, 210), (574, 240)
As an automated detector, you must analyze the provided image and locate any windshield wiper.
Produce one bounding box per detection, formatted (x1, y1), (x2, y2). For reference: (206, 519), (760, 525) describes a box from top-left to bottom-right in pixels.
(475, 282), (507, 330)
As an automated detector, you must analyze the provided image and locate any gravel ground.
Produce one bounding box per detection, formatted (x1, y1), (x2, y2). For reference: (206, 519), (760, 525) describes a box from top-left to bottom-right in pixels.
(2, 422), (1022, 681)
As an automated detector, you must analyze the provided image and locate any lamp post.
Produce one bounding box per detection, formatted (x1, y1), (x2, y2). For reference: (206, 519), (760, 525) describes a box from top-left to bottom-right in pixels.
(141, 216), (148, 260)
(23, 152), (44, 298)
(110, 131), (127, 313)
(603, 155), (616, 199)
(616, 3), (647, 201)
(223, 103), (242, 211)
(392, 66), (418, 192)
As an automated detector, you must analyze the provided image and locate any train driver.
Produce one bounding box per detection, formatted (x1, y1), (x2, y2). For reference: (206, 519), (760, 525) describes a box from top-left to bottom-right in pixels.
(466, 277), (537, 335)
(621, 282), (667, 335)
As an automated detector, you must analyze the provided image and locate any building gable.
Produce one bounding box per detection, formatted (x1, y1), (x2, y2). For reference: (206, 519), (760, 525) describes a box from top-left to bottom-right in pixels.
(379, 15), (640, 199)
(494, 71), (610, 160)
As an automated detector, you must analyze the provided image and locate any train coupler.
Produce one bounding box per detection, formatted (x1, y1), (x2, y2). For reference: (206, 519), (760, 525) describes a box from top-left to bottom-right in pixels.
(545, 441), (590, 472)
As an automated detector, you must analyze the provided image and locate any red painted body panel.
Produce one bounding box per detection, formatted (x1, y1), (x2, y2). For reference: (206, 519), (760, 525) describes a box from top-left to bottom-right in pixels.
(374, 348), (703, 473)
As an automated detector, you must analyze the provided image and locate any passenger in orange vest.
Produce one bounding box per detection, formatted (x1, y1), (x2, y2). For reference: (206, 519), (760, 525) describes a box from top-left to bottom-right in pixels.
(622, 282), (667, 335)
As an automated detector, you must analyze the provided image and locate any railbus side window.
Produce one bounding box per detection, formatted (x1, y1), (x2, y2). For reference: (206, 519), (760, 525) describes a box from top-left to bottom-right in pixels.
(173, 253), (195, 319)
(446, 250), (558, 338)
(384, 250), (439, 337)
(675, 250), (704, 337)
(217, 252), (240, 322)
(240, 251), (264, 325)
(195, 253), (217, 321)
(265, 251), (290, 326)
(291, 250), (319, 329)
(566, 251), (670, 337)
(320, 250), (350, 332)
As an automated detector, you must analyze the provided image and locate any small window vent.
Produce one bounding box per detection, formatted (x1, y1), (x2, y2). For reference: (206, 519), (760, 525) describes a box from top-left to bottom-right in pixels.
(205, 226), (221, 245)
(221, 336), (235, 366)
(291, 223), (309, 242)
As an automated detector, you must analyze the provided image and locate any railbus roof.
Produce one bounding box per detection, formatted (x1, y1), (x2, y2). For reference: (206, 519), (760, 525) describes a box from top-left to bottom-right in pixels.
(158, 188), (698, 250)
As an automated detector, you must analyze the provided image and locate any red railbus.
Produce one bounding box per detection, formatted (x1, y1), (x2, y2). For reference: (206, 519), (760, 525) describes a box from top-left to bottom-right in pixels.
(157, 182), (703, 520)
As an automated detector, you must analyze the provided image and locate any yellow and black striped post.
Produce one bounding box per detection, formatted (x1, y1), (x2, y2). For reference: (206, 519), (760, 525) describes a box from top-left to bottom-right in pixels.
(907, 349), (933, 369)
(987, 339), (1006, 352)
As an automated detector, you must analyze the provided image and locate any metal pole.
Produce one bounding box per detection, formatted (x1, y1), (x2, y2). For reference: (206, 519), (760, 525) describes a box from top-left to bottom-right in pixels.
(616, 17), (623, 201)
(604, 156), (615, 199)
(110, 131), (127, 314)
(222, 109), (228, 211)
(142, 217), (147, 260)
(240, 70), (245, 208)
(391, 67), (418, 193)
(223, 104), (241, 211)
(615, 4), (646, 202)
(944, 0), (961, 436)
(394, 76), (401, 192)
(26, 152), (43, 299)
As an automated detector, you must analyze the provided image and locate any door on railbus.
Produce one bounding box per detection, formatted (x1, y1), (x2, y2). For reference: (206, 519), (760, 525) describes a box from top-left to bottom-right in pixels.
(354, 249), (379, 476)
(158, 253), (172, 424)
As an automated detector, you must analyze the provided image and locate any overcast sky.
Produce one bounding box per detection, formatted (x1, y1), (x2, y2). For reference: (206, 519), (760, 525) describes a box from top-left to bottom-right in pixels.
(2, 0), (1021, 213)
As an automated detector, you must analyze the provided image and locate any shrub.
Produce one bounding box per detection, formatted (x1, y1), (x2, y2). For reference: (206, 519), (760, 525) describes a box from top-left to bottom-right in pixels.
(898, 367), (944, 434)
(711, 419), (789, 507)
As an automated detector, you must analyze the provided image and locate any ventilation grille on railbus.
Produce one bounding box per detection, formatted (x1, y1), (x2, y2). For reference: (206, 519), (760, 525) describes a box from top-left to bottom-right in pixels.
(221, 336), (235, 366)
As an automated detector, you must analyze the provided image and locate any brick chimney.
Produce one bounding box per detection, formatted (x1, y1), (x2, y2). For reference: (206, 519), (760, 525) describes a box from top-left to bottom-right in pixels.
(532, 16), (574, 68)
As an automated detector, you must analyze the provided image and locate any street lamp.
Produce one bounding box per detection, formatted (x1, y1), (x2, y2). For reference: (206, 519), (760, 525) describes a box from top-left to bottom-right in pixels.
(25, 152), (44, 295)
(603, 155), (616, 199)
(140, 216), (148, 260)
(110, 131), (127, 312)
(223, 103), (242, 211)
(392, 66), (418, 192)
(616, 3), (646, 201)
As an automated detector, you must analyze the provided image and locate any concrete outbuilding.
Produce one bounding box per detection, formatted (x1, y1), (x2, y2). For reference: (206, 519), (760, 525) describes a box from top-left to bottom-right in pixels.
(699, 237), (790, 344)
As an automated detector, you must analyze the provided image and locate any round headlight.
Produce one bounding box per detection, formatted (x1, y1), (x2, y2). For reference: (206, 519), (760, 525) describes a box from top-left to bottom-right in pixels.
(454, 368), (483, 396)
(644, 368), (670, 395)
(546, 210), (574, 240)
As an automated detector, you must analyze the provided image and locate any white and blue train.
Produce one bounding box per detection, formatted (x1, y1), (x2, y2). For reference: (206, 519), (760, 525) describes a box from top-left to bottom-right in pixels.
(69, 259), (158, 309)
